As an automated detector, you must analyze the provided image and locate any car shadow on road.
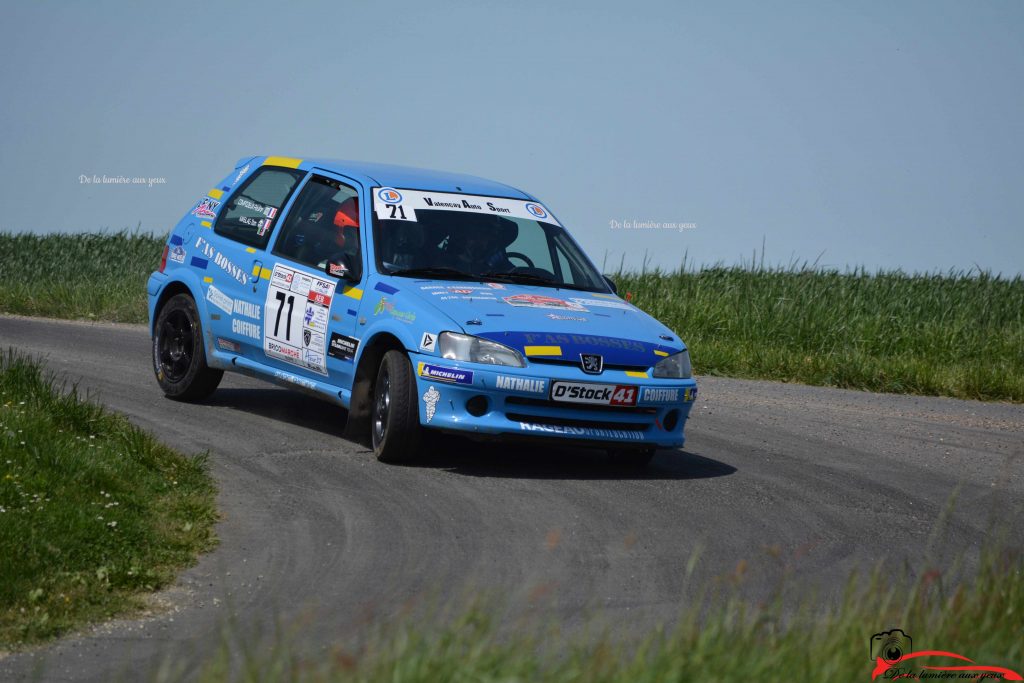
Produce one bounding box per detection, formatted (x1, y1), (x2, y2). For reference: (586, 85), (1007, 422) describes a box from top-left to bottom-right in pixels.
(411, 435), (737, 481)
(202, 388), (735, 481)
(203, 388), (350, 439)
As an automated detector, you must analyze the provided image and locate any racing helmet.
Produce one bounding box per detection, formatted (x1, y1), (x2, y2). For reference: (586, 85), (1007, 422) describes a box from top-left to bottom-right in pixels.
(333, 196), (359, 247)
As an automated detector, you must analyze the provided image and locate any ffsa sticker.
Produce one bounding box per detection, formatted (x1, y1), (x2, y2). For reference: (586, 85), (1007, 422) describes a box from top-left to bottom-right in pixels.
(263, 264), (336, 375)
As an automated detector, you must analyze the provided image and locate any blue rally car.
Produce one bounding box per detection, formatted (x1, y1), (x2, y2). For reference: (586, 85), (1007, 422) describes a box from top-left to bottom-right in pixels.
(148, 156), (697, 466)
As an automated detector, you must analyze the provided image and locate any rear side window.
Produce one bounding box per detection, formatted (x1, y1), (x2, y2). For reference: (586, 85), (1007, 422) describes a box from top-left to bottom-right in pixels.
(215, 167), (305, 248)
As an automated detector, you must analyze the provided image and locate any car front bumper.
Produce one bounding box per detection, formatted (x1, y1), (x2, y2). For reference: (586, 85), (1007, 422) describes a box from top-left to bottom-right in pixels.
(409, 351), (697, 448)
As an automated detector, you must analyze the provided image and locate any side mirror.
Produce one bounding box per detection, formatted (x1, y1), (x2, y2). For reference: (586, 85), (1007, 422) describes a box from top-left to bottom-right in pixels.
(603, 275), (618, 294)
(326, 254), (358, 282)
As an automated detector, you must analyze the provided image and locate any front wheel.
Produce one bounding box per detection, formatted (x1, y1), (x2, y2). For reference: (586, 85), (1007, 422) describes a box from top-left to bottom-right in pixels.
(153, 293), (223, 401)
(371, 350), (422, 463)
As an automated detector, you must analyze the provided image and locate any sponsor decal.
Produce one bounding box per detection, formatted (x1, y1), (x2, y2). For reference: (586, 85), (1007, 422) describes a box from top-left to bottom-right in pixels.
(504, 294), (587, 312)
(291, 273), (313, 296)
(169, 245), (186, 264)
(525, 202), (548, 219)
(569, 297), (633, 310)
(216, 337), (241, 352)
(550, 381), (637, 406)
(233, 299), (261, 320)
(264, 264), (336, 375)
(518, 422), (644, 441)
(546, 313), (585, 321)
(867, 628), (1021, 680)
(371, 188), (562, 227)
(419, 331), (437, 353)
(684, 387), (697, 402)
(328, 261), (348, 278)
(641, 387), (680, 403)
(494, 375), (546, 394)
(485, 282), (506, 289)
(231, 163), (250, 186)
(192, 196), (220, 219)
(205, 284), (234, 315)
(373, 296), (416, 323)
(272, 268), (294, 288)
(327, 333), (358, 361)
(422, 385), (440, 423)
(169, 234), (184, 246)
(194, 236), (248, 285)
(377, 187), (403, 203)
(303, 304), (328, 331)
(232, 318), (261, 340)
(417, 362), (473, 384)
(235, 196), (279, 217)
(273, 369), (316, 390)
(302, 327), (325, 353)
(520, 333), (646, 352)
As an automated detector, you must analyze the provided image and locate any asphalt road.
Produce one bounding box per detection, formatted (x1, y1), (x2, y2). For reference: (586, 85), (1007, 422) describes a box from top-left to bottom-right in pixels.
(1, 315), (1021, 681)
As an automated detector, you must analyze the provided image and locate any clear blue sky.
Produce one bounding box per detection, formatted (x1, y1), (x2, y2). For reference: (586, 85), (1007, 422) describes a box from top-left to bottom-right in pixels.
(1, 0), (1021, 275)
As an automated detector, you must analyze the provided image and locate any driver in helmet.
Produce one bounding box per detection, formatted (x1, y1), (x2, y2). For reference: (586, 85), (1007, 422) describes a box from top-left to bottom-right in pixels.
(447, 216), (516, 274)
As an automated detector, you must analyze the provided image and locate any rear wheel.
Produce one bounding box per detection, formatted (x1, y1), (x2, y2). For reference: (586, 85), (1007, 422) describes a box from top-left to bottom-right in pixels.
(371, 350), (422, 463)
(153, 293), (223, 401)
(608, 447), (656, 469)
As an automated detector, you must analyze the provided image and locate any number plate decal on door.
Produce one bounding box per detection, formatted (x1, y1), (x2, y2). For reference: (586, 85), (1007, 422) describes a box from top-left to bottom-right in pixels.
(264, 264), (336, 375)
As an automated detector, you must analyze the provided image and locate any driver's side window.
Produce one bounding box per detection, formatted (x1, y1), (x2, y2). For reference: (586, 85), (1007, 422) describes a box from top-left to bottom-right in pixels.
(273, 175), (362, 279)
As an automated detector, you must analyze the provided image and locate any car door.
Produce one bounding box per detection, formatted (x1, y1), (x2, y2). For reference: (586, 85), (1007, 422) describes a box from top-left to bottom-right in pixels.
(258, 170), (366, 390)
(203, 164), (307, 359)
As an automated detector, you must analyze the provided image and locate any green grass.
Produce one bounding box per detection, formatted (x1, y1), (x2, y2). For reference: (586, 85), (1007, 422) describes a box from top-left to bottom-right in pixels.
(194, 545), (1023, 682)
(0, 230), (162, 322)
(0, 350), (217, 646)
(617, 265), (1024, 402)
(1, 231), (1021, 401)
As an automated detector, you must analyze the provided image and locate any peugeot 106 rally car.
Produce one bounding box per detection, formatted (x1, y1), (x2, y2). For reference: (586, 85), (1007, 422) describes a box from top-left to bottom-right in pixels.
(148, 157), (697, 466)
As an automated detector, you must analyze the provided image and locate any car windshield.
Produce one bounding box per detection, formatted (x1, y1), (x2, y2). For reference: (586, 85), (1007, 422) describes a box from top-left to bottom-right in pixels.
(371, 188), (609, 292)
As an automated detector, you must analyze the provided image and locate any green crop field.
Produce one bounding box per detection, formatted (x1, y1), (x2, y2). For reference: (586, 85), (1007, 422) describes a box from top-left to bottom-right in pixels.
(1, 231), (1021, 401)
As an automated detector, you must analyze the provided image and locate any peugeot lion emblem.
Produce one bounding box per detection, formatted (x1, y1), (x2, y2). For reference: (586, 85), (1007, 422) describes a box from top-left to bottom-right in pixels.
(580, 353), (603, 375)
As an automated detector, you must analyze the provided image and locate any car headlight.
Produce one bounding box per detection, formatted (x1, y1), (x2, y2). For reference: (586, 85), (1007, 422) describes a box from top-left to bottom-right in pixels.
(438, 332), (525, 367)
(653, 349), (692, 379)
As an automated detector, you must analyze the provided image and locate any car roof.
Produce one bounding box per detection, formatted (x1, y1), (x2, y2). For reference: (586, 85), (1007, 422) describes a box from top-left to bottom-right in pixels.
(279, 157), (533, 200)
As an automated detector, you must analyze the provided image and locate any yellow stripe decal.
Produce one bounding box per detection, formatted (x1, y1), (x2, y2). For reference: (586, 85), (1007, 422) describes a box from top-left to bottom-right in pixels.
(342, 286), (363, 300)
(251, 264), (261, 276)
(245, 247), (256, 253)
(208, 188), (224, 199)
(524, 345), (562, 356)
(260, 267), (272, 280)
(654, 349), (669, 357)
(263, 156), (303, 169)
(201, 220), (212, 228)
(203, 276), (213, 283)
(625, 370), (649, 378)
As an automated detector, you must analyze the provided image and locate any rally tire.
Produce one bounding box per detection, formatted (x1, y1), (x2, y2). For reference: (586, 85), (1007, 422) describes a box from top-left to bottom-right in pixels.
(608, 447), (657, 469)
(371, 350), (422, 463)
(153, 293), (223, 401)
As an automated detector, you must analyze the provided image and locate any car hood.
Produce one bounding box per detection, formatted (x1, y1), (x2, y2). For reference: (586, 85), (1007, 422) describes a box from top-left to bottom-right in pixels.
(388, 279), (685, 368)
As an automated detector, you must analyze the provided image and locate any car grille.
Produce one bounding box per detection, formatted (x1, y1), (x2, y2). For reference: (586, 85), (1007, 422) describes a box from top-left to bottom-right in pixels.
(526, 357), (651, 373)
